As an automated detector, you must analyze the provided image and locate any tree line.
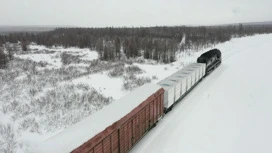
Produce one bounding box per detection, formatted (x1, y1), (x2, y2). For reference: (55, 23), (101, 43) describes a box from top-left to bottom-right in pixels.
(1, 24), (272, 66)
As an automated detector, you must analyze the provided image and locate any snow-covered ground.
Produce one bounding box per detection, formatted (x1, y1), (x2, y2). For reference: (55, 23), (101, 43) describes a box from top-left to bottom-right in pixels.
(16, 44), (98, 68)
(1, 34), (272, 153)
(130, 34), (272, 153)
(72, 73), (125, 100)
(13, 44), (195, 100)
(0, 43), (199, 153)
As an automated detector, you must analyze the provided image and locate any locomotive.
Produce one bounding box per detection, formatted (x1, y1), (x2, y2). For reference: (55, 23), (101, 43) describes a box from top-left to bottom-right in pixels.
(197, 49), (222, 75)
(30, 49), (222, 153)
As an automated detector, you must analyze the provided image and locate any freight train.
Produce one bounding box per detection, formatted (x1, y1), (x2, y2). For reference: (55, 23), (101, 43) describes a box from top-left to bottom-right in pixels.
(30, 49), (222, 153)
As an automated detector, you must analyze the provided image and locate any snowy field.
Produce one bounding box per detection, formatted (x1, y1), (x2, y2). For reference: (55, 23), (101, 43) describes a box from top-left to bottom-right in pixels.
(0, 43), (199, 152)
(16, 45), (98, 68)
(131, 34), (272, 153)
(1, 34), (272, 153)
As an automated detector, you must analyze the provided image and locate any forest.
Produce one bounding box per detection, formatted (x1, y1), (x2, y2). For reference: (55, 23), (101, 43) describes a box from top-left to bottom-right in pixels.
(1, 24), (272, 65)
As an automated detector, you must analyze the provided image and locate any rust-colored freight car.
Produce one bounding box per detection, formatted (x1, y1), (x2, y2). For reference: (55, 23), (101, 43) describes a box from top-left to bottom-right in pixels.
(29, 84), (164, 153)
(73, 87), (164, 153)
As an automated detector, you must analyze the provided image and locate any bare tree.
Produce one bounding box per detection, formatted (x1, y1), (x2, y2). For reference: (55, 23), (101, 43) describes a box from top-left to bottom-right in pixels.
(21, 41), (28, 51)
(114, 36), (121, 59)
(0, 47), (8, 69)
(95, 39), (103, 59)
(5, 43), (16, 60)
(238, 23), (244, 37)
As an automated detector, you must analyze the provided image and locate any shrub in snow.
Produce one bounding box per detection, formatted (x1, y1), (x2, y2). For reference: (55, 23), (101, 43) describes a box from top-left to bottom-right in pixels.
(61, 52), (81, 65)
(152, 75), (158, 80)
(89, 59), (100, 67)
(32, 50), (56, 54)
(125, 60), (133, 65)
(135, 57), (145, 64)
(58, 66), (84, 80)
(125, 65), (144, 75)
(123, 73), (137, 81)
(31, 83), (113, 131)
(18, 117), (40, 133)
(108, 63), (125, 78)
(88, 60), (126, 75)
(122, 75), (151, 91)
(0, 82), (113, 151)
(0, 57), (117, 152)
(1, 105), (9, 114)
(37, 61), (48, 67)
(29, 87), (39, 97)
(20, 59), (38, 75)
(0, 123), (17, 153)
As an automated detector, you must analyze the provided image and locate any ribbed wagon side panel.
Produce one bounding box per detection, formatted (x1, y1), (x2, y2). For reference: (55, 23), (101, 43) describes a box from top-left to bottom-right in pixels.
(94, 142), (103, 153)
(180, 73), (191, 90)
(152, 100), (157, 121)
(127, 122), (133, 150)
(157, 80), (175, 110)
(181, 78), (187, 95)
(188, 64), (202, 82)
(167, 79), (180, 102)
(192, 63), (206, 78)
(200, 65), (204, 77)
(136, 114), (141, 141)
(122, 124), (129, 152)
(102, 136), (111, 153)
(168, 87), (175, 107)
(136, 112), (142, 141)
(71, 88), (164, 153)
(171, 74), (187, 97)
(160, 93), (164, 116)
(145, 105), (150, 131)
(156, 97), (161, 119)
(163, 90), (169, 108)
(141, 110), (146, 135)
(194, 67), (200, 81)
(111, 131), (119, 153)
(188, 77), (191, 90)
(155, 98), (159, 119)
(149, 101), (154, 125)
(119, 127), (125, 153)
(118, 90), (164, 153)
(190, 71), (196, 85)
(203, 64), (206, 76)
(198, 66), (202, 80)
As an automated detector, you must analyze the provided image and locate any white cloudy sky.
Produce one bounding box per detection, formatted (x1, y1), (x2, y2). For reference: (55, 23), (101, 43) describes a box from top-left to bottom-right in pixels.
(0, 0), (271, 27)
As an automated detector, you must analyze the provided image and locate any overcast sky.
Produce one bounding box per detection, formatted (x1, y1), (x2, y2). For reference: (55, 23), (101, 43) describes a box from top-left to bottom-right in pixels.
(0, 0), (271, 27)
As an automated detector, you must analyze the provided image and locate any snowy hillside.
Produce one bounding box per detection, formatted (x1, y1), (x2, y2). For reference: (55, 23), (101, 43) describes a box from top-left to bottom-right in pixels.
(131, 34), (272, 153)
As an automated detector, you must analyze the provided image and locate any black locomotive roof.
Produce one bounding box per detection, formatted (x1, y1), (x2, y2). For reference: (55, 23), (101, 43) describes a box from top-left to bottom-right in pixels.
(199, 49), (221, 58)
